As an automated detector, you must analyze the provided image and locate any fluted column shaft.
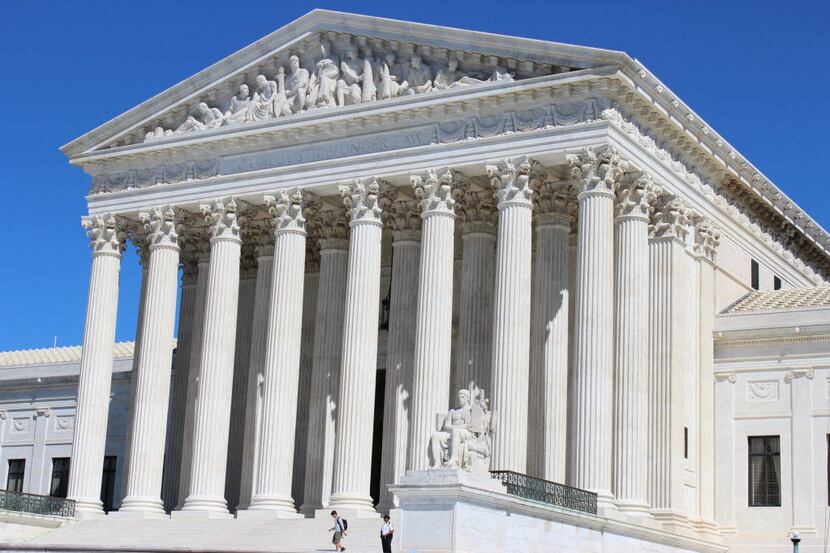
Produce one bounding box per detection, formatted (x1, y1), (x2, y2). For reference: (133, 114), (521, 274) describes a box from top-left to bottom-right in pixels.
(162, 266), (196, 511)
(176, 256), (210, 508)
(250, 191), (310, 512)
(183, 200), (242, 513)
(528, 213), (570, 482)
(329, 180), (389, 512)
(408, 170), (457, 471)
(378, 228), (420, 512)
(121, 209), (181, 514)
(612, 212), (650, 509)
(68, 215), (124, 514)
(454, 225), (496, 393)
(302, 238), (349, 514)
(237, 246), (274, 510)
(225, 269), (256, 512)
(487, 160), (533, 473)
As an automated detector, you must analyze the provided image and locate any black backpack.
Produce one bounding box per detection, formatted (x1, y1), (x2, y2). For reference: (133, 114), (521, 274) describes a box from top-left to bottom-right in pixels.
(340, 517), (348, 531)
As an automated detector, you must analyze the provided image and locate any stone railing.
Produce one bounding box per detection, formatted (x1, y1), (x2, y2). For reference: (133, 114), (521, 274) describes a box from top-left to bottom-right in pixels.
(490, 470), (597, 515)
(0, 489), (76, 518)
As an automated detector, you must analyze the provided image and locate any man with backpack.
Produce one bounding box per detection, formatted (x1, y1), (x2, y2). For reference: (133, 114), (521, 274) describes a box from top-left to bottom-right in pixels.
(329, 510), (347, 551)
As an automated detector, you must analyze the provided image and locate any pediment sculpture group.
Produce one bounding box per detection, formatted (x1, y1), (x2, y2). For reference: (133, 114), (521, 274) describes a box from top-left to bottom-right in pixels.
(145, 41), (517, 141)
(428, 386), (495, 475)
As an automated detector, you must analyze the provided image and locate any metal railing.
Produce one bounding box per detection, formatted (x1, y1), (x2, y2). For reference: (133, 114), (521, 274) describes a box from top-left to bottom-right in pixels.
(490, 470), (597, 515)
(0, 489), (76, 518)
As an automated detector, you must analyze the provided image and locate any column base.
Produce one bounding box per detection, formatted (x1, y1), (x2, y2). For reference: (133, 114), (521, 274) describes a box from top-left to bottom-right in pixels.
(689, 516), (721, 538)
(71, 498), (105, 519)
(326, 492), (377, 515)
(651, 508), (693, 535)
(118, 495), (166, 516)
(178, 495), (230, 516)
(246, 494), (297, 514)
(314, 507), (380, 519)
(170, 509), (234, 520)
(595, 490), (617, 517)
(109, 509), (169, 520)
(375, 501), (398, 516)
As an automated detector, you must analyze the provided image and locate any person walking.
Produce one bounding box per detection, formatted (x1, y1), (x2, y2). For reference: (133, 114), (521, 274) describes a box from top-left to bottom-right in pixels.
(329, 510), (347, 551)
(380, 514), (394, 553)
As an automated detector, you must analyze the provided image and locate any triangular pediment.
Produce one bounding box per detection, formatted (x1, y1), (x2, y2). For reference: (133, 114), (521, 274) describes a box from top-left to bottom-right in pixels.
(62, 10), (629, 156)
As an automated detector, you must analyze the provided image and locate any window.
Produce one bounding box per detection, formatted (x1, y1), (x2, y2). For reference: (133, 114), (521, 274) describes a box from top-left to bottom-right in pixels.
(50, 457), (70, 498)
(751, 259), (760, 290)
(774, 276), (782, 290)
(6, 459), (25, 493)
(100, 456), (117, 512)
(684, 427), (689, 459)
(748, 436), (780, 507)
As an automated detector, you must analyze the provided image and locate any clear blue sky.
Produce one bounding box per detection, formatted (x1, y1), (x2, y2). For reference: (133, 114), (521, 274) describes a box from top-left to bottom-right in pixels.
(0, 0), (827, 351)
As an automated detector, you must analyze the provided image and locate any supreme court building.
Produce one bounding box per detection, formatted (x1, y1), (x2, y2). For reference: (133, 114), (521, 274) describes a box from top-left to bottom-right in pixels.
(5, 9), (830, 553)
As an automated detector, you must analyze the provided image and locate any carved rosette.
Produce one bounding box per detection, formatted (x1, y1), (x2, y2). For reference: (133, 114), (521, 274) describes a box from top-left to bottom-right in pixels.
(486, 157), (534, 207)
(264, 188), (316, 237)
(310, 207), (350, 251)
(82, 214), (126, 257)
(693, 215), (721, 261)
(411, 168), (459, 217)
(649, 195), (694, 241)
(339, 178), (396, 226)
(566, 147), (628, 197)
(139, 206), (180, 251)
(201, 198), (242, 242)
(615, 172), (662, 221)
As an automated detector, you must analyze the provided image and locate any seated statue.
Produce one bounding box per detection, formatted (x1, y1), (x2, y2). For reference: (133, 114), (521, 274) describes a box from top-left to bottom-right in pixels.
(433, 57), (484, 90)
(175, 102), (223, 133)
(429, 387), (494, 474)
(337, 45), (374, 106)
(306, 40), (339, 109)
(378, 52), (407, 99)
(248, 74), (279, 122)
(403, 55), (433, 95)
(224, 84), (251, 125)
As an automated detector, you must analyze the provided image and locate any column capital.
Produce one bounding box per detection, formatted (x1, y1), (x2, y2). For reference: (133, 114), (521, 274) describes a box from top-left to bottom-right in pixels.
(566, 147), (628, 197)
(649, 194), (694, 241)
(615, 172), (662, 221)
(201, 198), (242, 243)
(486, 157), (534, 208)
(340, 178), (396, 227)
(457, 182), (497, 235)
(82, 213), (126, 257)
(265, 188), (317, 237)
(693, 215), (721, 261)
(411, 168), (459, 217)
(387, 199), (422, 243)
(311, 207), (350, 251)
(534, 177), (575, 228)
(140, 206), (181, 251)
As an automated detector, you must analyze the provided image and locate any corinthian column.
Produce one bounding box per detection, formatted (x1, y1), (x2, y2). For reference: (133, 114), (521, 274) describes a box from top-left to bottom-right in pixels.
(329, 179), (394, 513)
(301, 208), (349, 514)
(378, 200), (420, 512)
(162, 235), (198, 511)
(612, 173), (659, 513)
(225, 243), (257, 512)
(486, 158), (534, 473)
(648, 194), (694, 527)
(528, 179), (573, 482)
(68, 214), (125, 515)
(176, 232), (211, 509)
(119, 208), (181, 515)
(454, 186), (496, 394)
(237, 223), (274, 510)
(566, 147), (626, 505)
(408, 169), (458, 471)
(182, 199), (242, 514)
(249, 190), (314, 514)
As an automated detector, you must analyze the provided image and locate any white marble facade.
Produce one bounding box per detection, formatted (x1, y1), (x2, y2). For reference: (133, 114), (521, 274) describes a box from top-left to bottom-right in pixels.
(13, 8), (828, 552)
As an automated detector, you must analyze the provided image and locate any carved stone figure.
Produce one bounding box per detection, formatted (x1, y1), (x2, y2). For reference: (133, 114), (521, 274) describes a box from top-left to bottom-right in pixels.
(428, 388), (494, 474)
(224, 84), (251, 125)
(404, 54), (433, 95)
(337, 45), (373, 106)
(433, 57), (484, 90)
(283, 55), (309, 114)
(378, 52), (407, 99)
(175, 102), (224, 133)
(307, 40), (340, 108)
(248, 74), (279, 121)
